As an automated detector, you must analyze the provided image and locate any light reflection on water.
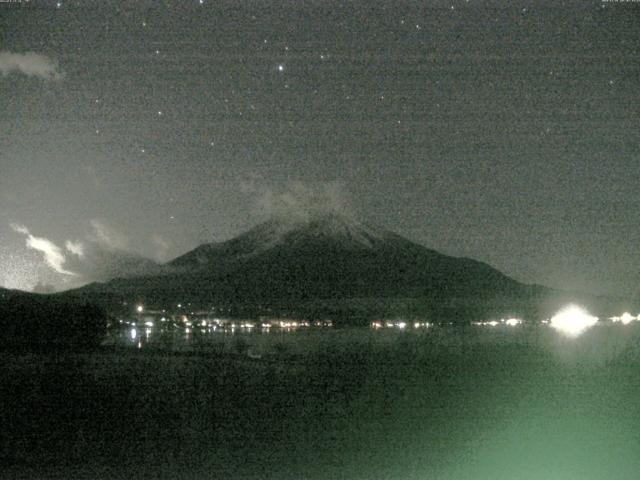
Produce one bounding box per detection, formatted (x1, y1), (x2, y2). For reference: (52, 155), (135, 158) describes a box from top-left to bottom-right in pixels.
(103, 320), (640, 480)
(8, 313), (640, 480)
(107, 317), (640, 363)
(112, 322), (337, 353)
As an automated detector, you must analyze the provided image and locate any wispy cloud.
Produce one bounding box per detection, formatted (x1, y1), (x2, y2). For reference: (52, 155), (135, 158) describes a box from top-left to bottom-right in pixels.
(0, 51), (64, 81)
(10, 223), (76, 276)
(243, 179), (353, 222)
(89, 219), (129, 250)
(10, 220), (161, 287)
(65, 240), (85, 257)
(10, 223), (30, 235)
(152, 234), (172, 262)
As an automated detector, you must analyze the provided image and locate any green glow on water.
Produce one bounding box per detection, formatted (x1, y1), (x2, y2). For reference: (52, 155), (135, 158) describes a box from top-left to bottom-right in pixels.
(4, 325), (640, 479)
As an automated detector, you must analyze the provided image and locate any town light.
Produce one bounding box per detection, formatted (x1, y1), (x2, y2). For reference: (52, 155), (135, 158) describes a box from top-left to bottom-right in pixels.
(550, 305), (598, 337)
(611, 312), (636, 325)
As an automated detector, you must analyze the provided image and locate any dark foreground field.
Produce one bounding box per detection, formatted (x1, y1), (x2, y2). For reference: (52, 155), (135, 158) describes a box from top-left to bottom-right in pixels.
(2, 326), (640, 479)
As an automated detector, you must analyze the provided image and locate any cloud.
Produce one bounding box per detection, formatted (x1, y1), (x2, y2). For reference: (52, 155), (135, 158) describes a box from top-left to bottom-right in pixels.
(62, 242), (161, 282)
(246, 180), (353, 222)
(0, 51), (64, 81)
(10, 223), (76, 276)
(10, 220), (161, 287)
(89, 219), (129, 250)
(64, 219), (159, 282)
(10, 223), (29, 235)
(65, 240), (85, 257)
(152, 234), (172, 261)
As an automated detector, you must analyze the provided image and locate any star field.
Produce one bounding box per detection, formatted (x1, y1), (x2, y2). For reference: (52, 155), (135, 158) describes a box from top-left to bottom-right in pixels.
(0, 0), (639, 296)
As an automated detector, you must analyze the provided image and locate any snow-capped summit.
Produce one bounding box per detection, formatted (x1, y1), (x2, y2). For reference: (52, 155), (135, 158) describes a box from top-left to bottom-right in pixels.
(169, 213), (396, 269)
(281, 213), (394, 249)
(67, 212), (543, 323)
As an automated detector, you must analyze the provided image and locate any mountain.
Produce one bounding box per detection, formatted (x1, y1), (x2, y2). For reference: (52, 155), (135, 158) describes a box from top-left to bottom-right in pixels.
(0, 287), (107, 350)
(59, 213), (566, 322)
(169, 215), (400, 269)
(168, 213), (526, 298)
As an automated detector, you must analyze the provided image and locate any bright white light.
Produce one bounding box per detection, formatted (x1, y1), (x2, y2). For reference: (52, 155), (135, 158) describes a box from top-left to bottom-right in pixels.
(144, 321), (154, 327)
(504, 318), (522, 326)
(620, 312), (635, 325)
(611, 312), (636, 325)
(136, 305), (144, 313)
(277, 64), (284, 72)
(397, 322), (406, 329)
(550, 305), (598, 337)
(130, 328), (137, 340)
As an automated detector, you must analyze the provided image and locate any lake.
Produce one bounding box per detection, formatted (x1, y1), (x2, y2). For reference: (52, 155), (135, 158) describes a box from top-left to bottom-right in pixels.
(2, 321), (640, 479)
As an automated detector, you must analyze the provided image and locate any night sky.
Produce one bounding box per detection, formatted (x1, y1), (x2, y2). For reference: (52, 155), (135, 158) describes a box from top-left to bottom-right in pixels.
(1, 0), (638, 297)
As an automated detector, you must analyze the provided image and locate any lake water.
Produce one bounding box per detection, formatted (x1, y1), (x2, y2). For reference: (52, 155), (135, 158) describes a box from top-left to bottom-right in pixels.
(4, 321), (640, 479)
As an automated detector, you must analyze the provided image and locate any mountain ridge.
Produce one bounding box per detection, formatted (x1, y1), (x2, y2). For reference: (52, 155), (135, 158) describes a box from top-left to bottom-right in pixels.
(48, 212), (639, 323)
(168, 213), (400, 270)
(52, 213), (566, 323)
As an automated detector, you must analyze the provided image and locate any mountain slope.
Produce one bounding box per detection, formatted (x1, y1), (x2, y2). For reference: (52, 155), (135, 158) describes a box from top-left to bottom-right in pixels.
(62, 214), (550, 322)
(169, 215), (399, 270)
